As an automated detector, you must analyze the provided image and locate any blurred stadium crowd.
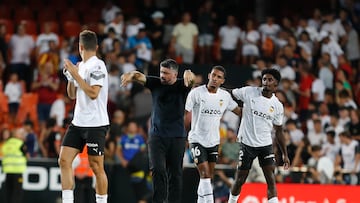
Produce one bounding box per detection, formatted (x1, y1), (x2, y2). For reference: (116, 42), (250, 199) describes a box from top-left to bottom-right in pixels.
(0, 0), (360, 201)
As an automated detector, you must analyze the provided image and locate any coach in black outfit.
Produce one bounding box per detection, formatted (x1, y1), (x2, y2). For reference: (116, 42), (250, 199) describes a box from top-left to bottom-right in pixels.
(121, 59), (195, 203)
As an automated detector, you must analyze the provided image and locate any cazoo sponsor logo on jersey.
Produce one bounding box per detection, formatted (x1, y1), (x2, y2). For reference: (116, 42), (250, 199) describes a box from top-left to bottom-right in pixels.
(251, 109), (272, 120)
(201, 108), (221, 115)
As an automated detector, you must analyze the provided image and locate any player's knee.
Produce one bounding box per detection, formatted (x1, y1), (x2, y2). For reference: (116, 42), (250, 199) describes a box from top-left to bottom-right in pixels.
(58, 155), (71, 168)
(89, 160), (103, 174)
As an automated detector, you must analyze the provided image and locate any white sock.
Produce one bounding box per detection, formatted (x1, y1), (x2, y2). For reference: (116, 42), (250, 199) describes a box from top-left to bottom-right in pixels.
(228, 193), (239, 203)
(62, 190), (73, 203)
(201, 178), (214, 203)
(197, 179), (204, 203)
(96, 194), (108, 203)
(268, 197), (278, 203)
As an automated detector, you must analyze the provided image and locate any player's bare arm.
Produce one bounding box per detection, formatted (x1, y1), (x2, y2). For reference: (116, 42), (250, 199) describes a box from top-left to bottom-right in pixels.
(121, 71), (147, 86)
(274, 124), (290, 169)
(64, 59), (101, 100)
(183, 69), (195, 87)
(231, 106), (242, 116)
(66, 82), (76, 100)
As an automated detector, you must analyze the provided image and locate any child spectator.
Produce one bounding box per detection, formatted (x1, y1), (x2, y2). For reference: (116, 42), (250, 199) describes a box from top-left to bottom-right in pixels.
(4, 72), (22, 125)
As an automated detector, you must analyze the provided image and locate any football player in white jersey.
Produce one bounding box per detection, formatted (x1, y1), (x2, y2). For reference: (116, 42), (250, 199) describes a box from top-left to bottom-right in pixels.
(185, 66), (242, 203)
(228, 68), (290, 203)
(59, 30), (110, 203)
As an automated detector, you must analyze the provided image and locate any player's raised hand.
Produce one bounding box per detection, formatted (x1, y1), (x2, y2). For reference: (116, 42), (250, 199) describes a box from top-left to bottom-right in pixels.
(64, 59), (79, 75)
(183, 69), (195, 87)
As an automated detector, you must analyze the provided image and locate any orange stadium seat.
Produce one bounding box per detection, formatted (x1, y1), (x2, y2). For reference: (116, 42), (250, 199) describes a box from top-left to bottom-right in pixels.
(0, 18), (14, 34)
(14, 7), (35, 22)
(62, 21), (81, 38)
(0, 92), (9, 125)
(17, 92), (39, 130)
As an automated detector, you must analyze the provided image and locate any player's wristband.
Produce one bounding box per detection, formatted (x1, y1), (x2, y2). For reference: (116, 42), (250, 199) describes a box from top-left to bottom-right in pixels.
(63, 69), (74, 82)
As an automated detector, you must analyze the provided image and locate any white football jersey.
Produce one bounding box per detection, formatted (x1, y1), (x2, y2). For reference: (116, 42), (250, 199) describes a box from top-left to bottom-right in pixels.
(185, 85), (238, 147)
(72, 56), (110, 127)
(232, 86), (284, 147)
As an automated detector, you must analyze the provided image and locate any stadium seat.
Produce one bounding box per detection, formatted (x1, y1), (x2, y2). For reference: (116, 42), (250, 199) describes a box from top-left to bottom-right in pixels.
(59, 8), (79, 23)
(62, 21), (81, 38)
(40, 21), (59, 34)
(82, 8), (101, 25)
(37, 8), (58, 23)
(0, 5), (12, 19)
(0, 18), (14, 34)
(17, 92), (39, 129)
(14, 7), (35, 22)
(19, 20), (38, 35)
(0, 92), (9, 125)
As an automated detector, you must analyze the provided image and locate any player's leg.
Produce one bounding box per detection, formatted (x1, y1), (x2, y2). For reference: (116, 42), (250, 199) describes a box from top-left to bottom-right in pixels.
(228, 143), (255, 203)
(86, 126), (108, 203)
(59, 125), (83, 203)
(191, 143), (210, 203)
(167, 137), (186, 203)
(259, 144), (278, 203)
(148, 136), (169, 203)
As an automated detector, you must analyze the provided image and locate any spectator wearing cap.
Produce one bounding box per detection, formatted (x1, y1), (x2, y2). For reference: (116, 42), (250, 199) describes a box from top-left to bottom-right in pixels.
(149, 11), (165, 61)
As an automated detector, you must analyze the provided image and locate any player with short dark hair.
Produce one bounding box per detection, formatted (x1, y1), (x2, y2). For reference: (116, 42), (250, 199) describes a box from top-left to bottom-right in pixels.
(59, 30), (110, 203)
(228, 68), (290, 203)
(185, 65), (241, 202)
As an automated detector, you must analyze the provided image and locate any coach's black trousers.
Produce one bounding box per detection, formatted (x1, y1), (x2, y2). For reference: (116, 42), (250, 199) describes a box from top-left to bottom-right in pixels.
(148, 136), (186, 203)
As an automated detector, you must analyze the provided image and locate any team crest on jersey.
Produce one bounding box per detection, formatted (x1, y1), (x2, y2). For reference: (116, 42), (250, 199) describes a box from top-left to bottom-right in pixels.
(90, 71), (105, 80)
(219, 99), (223, 107)
(269, 106), (274, 113)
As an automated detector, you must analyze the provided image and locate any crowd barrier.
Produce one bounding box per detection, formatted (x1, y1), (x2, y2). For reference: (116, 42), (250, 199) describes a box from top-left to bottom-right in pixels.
(0, 159), (360, 203)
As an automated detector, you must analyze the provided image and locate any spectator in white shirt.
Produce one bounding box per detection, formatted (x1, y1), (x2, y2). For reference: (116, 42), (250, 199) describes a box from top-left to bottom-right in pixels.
(241, 19), (260, 65)
(105, 11), (125, 41)
(258, 16), (281, 42)
(101, 0), (121, 24)
(320, 10), (346, 44)
(218, 15), (241, 64)
(276, 55), (296, 81)
(307, 119), (327, 146)
(36, 22), (59, 57)
(125, 16), (145, 38)
(8, 23), (35, 92)
(318, 30), (344, 69)
(4, 72), (23, 124)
